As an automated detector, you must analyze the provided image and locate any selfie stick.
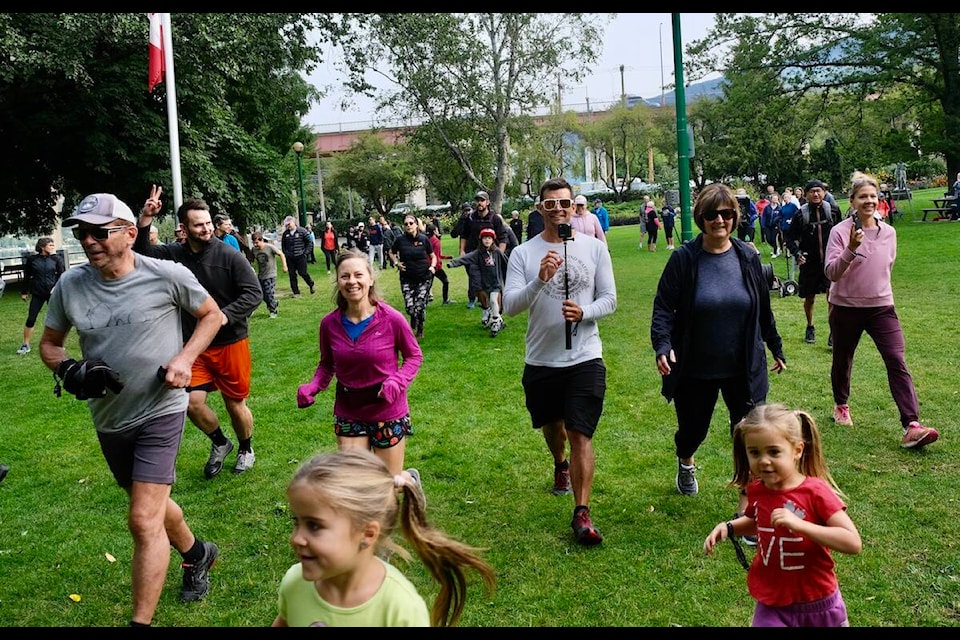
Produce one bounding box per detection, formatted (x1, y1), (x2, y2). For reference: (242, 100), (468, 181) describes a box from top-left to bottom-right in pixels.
(563, 236), (572, 350)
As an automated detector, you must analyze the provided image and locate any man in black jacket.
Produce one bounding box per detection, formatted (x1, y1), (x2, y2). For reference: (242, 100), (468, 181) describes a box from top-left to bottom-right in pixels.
(135, 186), (263, 478)
(785, 179), (840, 345)
(280, 215), (316, 297)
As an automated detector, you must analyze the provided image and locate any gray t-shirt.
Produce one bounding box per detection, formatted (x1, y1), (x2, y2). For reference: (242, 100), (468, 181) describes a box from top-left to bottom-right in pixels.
(253, 242), (281, 281)
(45, 254), (210, 434)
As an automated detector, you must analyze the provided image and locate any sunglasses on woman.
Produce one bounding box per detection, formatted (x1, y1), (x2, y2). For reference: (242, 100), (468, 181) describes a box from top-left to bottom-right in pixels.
(541, 198), (573, 211)
(702, 209), (736, 221)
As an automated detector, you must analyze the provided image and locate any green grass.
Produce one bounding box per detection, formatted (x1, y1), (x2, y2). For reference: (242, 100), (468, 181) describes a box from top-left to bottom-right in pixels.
(1, 193), (959, 627)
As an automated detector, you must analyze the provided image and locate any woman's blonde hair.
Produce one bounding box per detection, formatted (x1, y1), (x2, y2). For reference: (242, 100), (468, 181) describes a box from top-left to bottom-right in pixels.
(289, 449), (496, 626)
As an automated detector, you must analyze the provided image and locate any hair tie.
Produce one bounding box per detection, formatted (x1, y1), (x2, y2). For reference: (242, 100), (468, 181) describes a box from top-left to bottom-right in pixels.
(394, 474), (406, 488)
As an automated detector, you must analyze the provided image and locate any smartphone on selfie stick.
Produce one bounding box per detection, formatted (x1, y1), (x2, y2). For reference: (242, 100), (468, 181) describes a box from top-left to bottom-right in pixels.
(558, 223), (573, 350)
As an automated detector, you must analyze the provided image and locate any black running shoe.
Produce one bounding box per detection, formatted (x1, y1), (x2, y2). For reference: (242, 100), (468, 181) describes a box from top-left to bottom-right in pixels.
(180, 541), (219, 603)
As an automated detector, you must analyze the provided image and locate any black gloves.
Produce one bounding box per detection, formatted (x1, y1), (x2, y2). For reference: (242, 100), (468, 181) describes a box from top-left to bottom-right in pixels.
(54, 358), (124, 400)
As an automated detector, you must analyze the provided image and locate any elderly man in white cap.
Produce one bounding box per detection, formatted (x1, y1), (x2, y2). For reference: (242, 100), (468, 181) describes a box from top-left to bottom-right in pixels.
(40, 193), (224, 625)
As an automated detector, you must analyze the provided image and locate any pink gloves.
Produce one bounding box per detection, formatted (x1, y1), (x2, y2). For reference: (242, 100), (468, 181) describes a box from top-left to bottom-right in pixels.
(297, 364), (323, 408)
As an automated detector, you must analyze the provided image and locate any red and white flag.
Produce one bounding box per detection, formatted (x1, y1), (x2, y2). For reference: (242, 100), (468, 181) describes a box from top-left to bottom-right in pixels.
(148, 13), (164, 92)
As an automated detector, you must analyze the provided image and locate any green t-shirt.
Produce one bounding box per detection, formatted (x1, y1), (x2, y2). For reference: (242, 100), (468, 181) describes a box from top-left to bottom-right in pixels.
(277, 558), (430, 627)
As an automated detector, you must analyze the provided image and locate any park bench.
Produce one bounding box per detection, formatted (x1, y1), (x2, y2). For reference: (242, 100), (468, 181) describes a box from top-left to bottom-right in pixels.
(921, 195), (957, 222)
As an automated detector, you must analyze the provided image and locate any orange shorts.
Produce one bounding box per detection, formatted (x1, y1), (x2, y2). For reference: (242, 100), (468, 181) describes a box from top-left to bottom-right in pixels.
(188, 338), (252, 400)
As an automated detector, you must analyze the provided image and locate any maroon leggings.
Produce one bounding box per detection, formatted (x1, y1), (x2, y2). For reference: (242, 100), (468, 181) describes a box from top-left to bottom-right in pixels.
(828, 304), (919, 428)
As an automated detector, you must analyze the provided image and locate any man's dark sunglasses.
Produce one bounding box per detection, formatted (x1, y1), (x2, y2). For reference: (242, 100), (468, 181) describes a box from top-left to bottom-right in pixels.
(72, 225), (128, 241)
(703, 209), (736, 221)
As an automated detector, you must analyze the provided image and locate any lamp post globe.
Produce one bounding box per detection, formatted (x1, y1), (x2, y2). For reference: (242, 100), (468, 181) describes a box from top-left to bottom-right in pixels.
(292, 141), (307, 227)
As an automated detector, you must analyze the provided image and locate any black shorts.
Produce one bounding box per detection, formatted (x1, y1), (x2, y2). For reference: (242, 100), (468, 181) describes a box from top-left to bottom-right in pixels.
(521, 358), (606, 438)
(797, 262), (830, 298)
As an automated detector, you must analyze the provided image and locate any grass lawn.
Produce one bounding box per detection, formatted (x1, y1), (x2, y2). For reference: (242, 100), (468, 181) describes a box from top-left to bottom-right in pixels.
(0, 190), (958, 627)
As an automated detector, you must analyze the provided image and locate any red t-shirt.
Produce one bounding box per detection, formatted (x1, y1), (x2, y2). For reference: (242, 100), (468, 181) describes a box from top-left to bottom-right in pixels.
(745, 476), (847, 607)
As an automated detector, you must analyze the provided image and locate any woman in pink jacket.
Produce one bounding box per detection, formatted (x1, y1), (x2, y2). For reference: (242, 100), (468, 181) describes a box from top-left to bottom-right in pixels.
(297, 249), (424, 486)
(824, 172), (937, 449)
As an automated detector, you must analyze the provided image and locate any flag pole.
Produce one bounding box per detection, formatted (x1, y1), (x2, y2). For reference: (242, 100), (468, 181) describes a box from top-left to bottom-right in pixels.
(160, 13), (183, 210)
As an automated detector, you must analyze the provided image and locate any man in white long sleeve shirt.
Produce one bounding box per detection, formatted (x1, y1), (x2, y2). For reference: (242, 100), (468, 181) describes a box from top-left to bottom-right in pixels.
(503, 178), (617, 547)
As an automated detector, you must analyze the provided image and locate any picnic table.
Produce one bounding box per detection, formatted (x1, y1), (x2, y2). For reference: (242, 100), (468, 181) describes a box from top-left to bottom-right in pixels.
(921, 195), (956, 221)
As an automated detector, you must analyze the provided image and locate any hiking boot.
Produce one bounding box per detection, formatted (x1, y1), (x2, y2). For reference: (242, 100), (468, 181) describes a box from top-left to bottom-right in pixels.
(804, 325), (816, 344)
(676, 460), (698, 496)
(489, 317), (504, 337)
(901, 422), (939, 449)
(232, 449), (256, 474)
(203, 440), (234, 479)
(571, 508), (603, 546)
(16, 343), (30, 355)
(833, 404), (853, 426)
(481, 308), (492, 327)
(179, 541), (218, 603)
(552, 466), (571, 496)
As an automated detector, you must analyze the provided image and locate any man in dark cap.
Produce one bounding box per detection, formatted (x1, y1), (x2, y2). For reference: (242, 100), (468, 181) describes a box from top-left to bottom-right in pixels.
(785, 179), (841, 345)
(459, 190), (508, 321)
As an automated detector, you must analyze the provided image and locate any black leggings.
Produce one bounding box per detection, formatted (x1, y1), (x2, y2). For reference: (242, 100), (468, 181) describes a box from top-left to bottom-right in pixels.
(322, 247), (338, 271)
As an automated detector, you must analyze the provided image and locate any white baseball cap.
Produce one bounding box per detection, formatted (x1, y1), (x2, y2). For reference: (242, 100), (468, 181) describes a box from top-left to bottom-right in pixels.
(62, 194), (136, 227)
(574, 195), (588, 206)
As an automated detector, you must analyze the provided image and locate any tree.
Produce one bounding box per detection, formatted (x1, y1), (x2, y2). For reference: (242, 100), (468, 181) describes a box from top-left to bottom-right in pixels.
(0, 13), (336, 237)
(580, 103), (661, 200)
(686, 13), (960, 182)
(334, 13), (612, 213)
(329, 131), (421, 216)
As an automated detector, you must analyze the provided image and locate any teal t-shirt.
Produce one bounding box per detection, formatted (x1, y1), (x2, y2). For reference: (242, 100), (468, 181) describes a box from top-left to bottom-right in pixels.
(277, 558), (430, 627)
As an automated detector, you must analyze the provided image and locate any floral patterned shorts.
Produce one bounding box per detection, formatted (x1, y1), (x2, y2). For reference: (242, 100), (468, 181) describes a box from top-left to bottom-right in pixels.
(333, 414), (413, 449)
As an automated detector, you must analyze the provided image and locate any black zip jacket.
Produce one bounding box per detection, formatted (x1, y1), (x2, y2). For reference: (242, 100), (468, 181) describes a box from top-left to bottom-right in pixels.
(650, 235), (785, 403)
(21, 252), (65, 298)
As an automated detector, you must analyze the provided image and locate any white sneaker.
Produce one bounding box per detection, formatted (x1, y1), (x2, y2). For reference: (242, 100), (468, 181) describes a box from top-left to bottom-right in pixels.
(16, 344), (30, 355)
(232, 449), (256, 474)
(481, 308), (492, 327)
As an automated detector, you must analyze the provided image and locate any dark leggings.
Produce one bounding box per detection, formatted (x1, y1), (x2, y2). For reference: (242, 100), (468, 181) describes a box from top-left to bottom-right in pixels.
(24, 294), (49, 328)
(322, 247), (338, 271)
(829, 304), (919, 427)
(672, 374), (752, 459)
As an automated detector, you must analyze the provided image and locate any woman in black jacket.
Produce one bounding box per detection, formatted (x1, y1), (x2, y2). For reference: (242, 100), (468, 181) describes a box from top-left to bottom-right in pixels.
(651, 183), (786, 527)
(18, 236), (65, 355)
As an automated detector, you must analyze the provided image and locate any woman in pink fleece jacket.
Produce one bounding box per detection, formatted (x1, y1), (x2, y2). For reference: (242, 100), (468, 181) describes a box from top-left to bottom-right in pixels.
(297, 249), (424, 486)
(824, 172), (938, 450)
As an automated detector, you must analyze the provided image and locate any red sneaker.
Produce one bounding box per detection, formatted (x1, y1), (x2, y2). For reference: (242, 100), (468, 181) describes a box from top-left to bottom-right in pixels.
(901, 422), (939, 449)
(571, 508), (603, 546)
(552, 466), (571, 496)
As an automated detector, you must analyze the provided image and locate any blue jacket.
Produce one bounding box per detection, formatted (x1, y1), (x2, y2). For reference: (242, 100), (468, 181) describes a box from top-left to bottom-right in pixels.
(650, 235), (785, 403)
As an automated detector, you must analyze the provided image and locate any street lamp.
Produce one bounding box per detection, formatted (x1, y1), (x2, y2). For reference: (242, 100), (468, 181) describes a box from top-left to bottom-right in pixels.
(292, 141), (307, 227)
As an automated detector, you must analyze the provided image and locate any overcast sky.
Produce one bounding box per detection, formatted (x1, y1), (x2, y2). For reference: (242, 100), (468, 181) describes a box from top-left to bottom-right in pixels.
(303, 13), (718, 130)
